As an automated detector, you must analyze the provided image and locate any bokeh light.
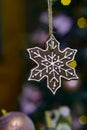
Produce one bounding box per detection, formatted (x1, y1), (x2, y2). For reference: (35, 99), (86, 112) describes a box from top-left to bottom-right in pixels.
(39, 12), (48, 24)
(19, 83), (43, 115)
(53, 13), (73, 36)
(61, 0), (71, 6)
(77, 17), (87, 28)
(79, 115), (87, 125)
(63, 79), (80, 91)
(31, 29), (49, 46)
(45, 106), (72, 129)
(1, 109), (7, 116)
(59, 106), (70, 117)
(68, 60), (77, 68)
(39, 12), (73, 36)
(57, 123), (71, 130)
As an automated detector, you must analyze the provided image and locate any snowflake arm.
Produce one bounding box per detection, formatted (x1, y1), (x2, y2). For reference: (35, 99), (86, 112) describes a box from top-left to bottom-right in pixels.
(59, 48), (78, 80)
(27, 47), (51, 81)
(47, 71), (61, 94)
(27, 47), (47, 65)
(60, 48), (77, 62)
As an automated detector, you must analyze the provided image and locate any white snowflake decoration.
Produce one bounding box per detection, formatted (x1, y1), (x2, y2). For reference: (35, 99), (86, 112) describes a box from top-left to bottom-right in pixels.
(27, 35), (78, 94)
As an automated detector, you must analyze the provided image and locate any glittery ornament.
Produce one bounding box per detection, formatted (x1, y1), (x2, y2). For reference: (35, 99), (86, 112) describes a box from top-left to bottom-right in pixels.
(0, 112), (35, 130)
(27, 35), (78, 94)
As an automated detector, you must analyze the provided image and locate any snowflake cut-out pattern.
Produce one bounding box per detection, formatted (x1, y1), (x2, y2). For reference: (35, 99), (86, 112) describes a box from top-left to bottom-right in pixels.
(27, 35), (78, 94)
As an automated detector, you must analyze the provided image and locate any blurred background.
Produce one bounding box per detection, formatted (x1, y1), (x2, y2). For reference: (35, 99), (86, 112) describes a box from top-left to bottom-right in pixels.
(0, 0), (87, 130)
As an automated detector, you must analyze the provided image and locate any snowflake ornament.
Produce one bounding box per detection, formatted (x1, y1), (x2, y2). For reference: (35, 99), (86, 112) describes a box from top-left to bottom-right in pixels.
(27, 35), (78, 94)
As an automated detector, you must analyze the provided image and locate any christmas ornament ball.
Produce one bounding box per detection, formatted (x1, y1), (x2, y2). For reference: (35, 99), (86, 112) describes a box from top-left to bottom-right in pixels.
(0, 112), (35, 130)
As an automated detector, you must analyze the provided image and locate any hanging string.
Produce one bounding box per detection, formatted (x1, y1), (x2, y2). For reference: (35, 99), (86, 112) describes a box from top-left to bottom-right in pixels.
(48, 0), (53, 36)
(48, 0), (56, 50)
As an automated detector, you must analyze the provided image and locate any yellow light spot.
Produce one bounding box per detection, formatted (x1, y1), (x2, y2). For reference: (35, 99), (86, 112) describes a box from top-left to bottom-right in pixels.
(61, 0), (71, 6)
(77, 17), (87, 28)
(1, 109), (7, 115)
(79, 115), (87, 125)
(68, 60), (77, 68)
